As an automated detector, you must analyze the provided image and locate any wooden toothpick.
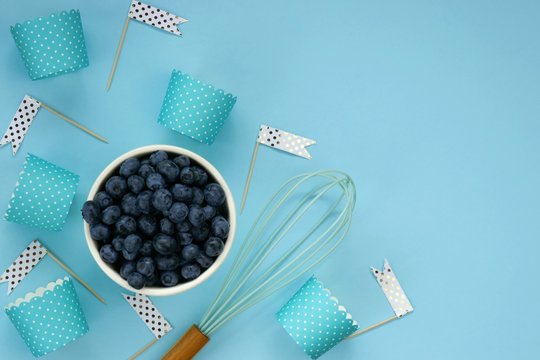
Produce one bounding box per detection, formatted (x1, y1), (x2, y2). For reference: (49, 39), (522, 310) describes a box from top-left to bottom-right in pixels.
(39, 102), (109, 143)
(129, 338), (159, 360)
(107, 17), (131, 91)
(46, 248), (107, 304)
(346, 315), (398, 339)
(240, 142), (260, 213)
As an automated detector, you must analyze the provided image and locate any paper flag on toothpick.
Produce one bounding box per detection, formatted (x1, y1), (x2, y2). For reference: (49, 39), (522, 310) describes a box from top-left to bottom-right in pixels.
(257, 124), (316, 159)
(0, 240), (46, 294)
(0, 95), (41, 155)
(128, 0), (188, 36)
(372, 259), (414, 317)
(123, 293), (173, 339)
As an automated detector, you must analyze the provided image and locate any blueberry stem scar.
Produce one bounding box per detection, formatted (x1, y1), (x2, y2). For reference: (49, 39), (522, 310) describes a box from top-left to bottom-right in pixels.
(46, 246), (107, 304)
(40, 101), (109, 143)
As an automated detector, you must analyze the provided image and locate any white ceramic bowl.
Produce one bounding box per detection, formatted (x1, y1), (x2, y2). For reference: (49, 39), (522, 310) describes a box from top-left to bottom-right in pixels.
(84, 145), (236, 296)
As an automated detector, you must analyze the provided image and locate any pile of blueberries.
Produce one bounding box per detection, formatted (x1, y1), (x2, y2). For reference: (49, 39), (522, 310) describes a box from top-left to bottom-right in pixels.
(81, 150), (230, 290)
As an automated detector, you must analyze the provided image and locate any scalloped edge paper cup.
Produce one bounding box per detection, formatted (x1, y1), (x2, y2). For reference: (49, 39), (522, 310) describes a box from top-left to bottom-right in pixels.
(84, 145), (237, 296)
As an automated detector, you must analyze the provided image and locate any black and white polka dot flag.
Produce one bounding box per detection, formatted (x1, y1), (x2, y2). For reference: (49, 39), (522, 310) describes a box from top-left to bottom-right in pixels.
(0, 239), (47, 294)
(0, 95), (41, 155)
(371, 260), (414, 317)
(128, 0), (188, 36)
(257, 124), (316, 159)
(122, 293), (173, 339)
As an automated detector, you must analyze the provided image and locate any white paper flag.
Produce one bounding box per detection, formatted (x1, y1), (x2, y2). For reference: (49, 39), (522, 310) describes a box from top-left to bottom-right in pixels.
(0, 239), (47, 294)
(128, 0), (188, 36)
(122, 293), (173, 339)
(0, 95), (41, 155)
(257, 124), (316, 159)
(372, 260), (413, 317)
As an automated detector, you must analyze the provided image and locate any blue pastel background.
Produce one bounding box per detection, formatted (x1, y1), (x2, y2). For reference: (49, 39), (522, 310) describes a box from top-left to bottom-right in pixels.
(1, 0), (539, 359)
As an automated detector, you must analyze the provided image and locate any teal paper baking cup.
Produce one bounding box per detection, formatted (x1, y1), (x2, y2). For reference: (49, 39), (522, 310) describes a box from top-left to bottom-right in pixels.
(10, 10), (89, 80)
(276, 276), (359, 359)
(4, 153), (80, 231)
(4, 277), (89, 357)
(157, 70), (237, 145)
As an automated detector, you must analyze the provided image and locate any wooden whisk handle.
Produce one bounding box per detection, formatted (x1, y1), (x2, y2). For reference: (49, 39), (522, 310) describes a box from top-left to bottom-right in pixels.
(162, 325), (209, 360)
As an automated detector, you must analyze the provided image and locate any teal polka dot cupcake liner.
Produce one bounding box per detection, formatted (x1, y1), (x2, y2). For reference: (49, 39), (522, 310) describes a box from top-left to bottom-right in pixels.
(276, 276), (359, 359)
(4, 153), (80, 231)
(10, 10), (89, 81)
(4, 277), (89, 358)
(157, 70), (237, 145)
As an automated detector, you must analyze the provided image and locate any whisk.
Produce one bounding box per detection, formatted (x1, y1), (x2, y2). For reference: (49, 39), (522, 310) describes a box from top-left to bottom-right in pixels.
(162, 170), (356, 360)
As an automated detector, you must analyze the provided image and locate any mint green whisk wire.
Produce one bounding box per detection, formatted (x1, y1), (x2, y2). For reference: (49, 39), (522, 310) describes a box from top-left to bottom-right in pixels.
(199, 170), (356, 336)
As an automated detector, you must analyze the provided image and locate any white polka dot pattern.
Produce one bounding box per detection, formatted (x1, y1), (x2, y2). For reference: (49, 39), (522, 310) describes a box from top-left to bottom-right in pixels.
(257, 124), (316, 159)
(4, 277), (89, 358)
(276, 276), (358, 359)
(0, 95), (41, 156)
(10, 10), (89, 81)
(4, 153), (80, 231)
(122, 293), (172, 339)
(128, 0), (188, 36)
(0, 240), (47, 295)
(372, 260), (414, 317)
(158, 70), (237, 145)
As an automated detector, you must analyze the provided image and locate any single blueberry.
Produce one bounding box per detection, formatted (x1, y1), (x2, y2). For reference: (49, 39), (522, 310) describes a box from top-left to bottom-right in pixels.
(177, 232), (193, 246)
(82, 201), (101, 225)
(155, 254), (181, 271)
(161, 271), (179, 287)
(101, 205), (121, 225)
(121, 193), (141, 217)
(204, 183), (226, 207)
(146, 173), (166, 190)
(115, 215), (137, 235)
(124, 234), (143, 252)
(94, 191), (113, 209)
(171, 184), (193, 203)
(136, 190), (154, 214)
(211, 216), (230, 239)
(119, 157), (140, 178)
(127, 175), (145, 194)
(139, 241), (154, 257)
(127, 272), (145, 289)
(153, 233), (180, 254)
(105, 176), (128, 198)
(145, 271), (160, 287)
(182, 244), (201, 261)
(181, 264), (201, 280)
(172, 155), (190, 169)
(168, 202), (189, 223)
(112, 235), (125, 251)
(204, 237), (225, 257)
(136, 257), (155, 277)
(152, 189), (173, 212)
(196, 253), (214, 269)
(188, 205), (205, 228)
(191, 223), (210, 242)
(122, 249), (139, 261)
(202, 205), (217, 221)
(192, 187), (204, 205)
(120, 261), (136, 279)
(192, 166), (209, 187)
(90, 223), (111, 241)
(179, 167), (196, 185)
(138, 163), (155, 179)
(159, 218), (175, 235)
(99, 244), (118, 264)
(176, 220), (192, 233)
(157, 160), (180, 183)
(138, 215), (157, 236)
(149, 150), (168, 166)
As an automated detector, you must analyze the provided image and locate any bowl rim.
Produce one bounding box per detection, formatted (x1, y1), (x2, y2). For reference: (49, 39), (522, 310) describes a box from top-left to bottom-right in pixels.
(84, 144), (237, 296)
